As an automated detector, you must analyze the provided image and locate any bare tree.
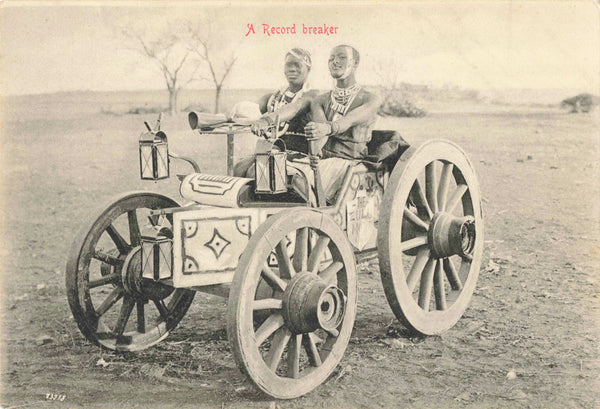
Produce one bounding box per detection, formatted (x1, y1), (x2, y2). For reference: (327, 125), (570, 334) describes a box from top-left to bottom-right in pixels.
(186, 23), (237, 113)
(121, 26), (204, 115)
(374, 57), (402, 106)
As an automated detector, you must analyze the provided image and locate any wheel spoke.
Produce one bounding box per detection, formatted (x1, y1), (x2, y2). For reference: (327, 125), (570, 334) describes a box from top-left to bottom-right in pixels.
(325, 328), (340, 338)
(106, 224), (130, 254)
(403, 207), (429, 231)
(253, 298), (283, 310)
(318, 261), (343, 285)
(406, 248), (430, 292)
(410, 179), (433, 219)
(418, 258), (436, 311)
(308, 235), (330, 273)
(293, 227), (309, 273)
(275, 240), (295, 279)
(128, 210), (142, 247)
(92, 251), (122, 266)
(303, 333), (322, 367)
(166, 289), (185, 310)
(153, 299), (169, 321)
(425, 162), (439, 213)
(261, 264), (287, 292)
(434, 260), (447, 310)
(437, 162), (454, 212)
(114, 294), (135, 336)
(136, 300), (146, 333)
(287, 334), (302, 378)
(443, 258), (463, 290)
(95, 287), (124, 317)
(446, 184), (468, 214)
(255, 313), (284, 345)
(400, 235), (428, 252)
(265, 328), (291, 371)
(89, 273), (120, 289)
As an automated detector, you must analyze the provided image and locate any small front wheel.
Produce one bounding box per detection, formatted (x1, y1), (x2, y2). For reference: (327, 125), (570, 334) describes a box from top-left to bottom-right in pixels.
(65, 192), (195, 351)
(227, 209), (357, 399)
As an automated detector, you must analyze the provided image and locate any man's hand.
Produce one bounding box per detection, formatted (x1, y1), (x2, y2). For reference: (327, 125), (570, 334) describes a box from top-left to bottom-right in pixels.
(250, 118), (271, 137)
(304, 121), (331, 139)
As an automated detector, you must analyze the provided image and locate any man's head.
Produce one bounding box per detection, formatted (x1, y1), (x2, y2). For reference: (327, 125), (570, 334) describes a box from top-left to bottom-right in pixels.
(284, 48), (311, 88)
(328, 45), (360, 80)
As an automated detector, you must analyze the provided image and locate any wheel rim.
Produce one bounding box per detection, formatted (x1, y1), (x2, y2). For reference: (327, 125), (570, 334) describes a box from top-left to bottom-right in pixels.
(66, 192), (195, 351)
(227, 209), (357, 399)
(378, 140), (484, 335)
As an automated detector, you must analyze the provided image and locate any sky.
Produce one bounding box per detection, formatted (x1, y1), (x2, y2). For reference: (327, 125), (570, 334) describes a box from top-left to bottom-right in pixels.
(1, 1), (599, 95)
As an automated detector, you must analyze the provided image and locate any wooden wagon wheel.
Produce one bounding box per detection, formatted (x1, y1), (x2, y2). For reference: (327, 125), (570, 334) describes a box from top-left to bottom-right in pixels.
(66, 192), (195, 351)
(378, 140), (484, 335)
(227, 209), (357, 399)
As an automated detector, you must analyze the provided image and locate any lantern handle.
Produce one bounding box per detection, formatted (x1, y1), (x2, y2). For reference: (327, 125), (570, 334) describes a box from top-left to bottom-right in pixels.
(169, 152), (200, 173)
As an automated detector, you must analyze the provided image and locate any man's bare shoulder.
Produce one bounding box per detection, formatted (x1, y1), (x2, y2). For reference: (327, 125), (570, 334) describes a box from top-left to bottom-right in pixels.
(303, 89), (320, 98)
(358, 88), (381, 104)
(314, 91), (330, 105)
(296, 89), (319, 103)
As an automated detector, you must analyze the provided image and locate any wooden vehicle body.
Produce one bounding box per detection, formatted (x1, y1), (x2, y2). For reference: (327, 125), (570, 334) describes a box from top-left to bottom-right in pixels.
(66, 113), (484, 399)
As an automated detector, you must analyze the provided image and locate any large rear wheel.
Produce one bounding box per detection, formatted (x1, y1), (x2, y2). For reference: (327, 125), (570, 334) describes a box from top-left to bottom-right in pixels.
(378, 140), (484, 335)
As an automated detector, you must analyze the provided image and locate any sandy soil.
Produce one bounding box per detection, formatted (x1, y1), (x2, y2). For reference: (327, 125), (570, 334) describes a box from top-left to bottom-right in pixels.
(1, 100), (598, 408)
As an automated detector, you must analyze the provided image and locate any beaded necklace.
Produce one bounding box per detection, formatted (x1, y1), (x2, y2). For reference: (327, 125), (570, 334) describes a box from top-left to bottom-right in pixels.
(330, 83), (362, 117)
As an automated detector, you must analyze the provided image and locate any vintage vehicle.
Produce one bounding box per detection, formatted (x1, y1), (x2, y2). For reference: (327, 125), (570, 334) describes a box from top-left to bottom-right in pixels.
(66, 112), (483, 399)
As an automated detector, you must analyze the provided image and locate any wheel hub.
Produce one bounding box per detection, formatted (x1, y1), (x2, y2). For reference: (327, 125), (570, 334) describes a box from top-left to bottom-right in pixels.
(121, 247), (174, 300)
(282, 273), (346, 334)
(428, 212), (476, 259)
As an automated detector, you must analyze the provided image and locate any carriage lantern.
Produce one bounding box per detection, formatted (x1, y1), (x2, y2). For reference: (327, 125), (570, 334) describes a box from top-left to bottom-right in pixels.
(141, 235), (173, 281)
(139, 130), (169, 180)
(255, 149), (287, 194)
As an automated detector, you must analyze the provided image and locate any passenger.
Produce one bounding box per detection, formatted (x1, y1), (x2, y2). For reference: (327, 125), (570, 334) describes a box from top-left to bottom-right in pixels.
(233, 48), (317, 177)
(303, 44), (381, 203)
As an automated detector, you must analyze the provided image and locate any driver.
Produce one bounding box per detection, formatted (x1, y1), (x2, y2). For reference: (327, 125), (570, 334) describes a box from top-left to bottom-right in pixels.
(303, 44), (381, 203)
(233, 48), (317, 177)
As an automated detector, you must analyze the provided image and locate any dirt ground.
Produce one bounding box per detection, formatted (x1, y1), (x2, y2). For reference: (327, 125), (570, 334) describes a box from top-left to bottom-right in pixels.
(1, 96), (598, 409)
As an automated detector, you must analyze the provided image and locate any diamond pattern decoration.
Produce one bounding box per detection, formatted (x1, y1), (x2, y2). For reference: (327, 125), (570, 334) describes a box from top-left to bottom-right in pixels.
(204, 228), (231, 259)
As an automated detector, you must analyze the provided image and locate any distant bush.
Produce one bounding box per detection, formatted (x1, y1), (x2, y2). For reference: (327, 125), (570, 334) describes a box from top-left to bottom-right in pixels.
(101, 105), (165, 116)
(127, 106), (165, 115)
(379, 96), (426, 118)
(560, 93), (599, 113)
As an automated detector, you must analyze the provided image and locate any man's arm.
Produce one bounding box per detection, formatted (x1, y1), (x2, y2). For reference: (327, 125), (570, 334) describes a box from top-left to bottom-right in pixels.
(257, 93), (271, 114)
(304, 91), (381, 138)
(263, 89), (318, 123)
(332, 91), (381, 134)
(303, 93), (331, 150)
(309, 92), (328, 123)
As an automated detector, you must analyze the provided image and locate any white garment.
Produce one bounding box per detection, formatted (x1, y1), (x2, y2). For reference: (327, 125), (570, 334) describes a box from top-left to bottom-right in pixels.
(288, 157), (366, 204)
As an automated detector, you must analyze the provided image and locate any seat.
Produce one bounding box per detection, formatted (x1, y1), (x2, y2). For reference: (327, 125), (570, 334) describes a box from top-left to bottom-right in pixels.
(363, 130), (411, 170)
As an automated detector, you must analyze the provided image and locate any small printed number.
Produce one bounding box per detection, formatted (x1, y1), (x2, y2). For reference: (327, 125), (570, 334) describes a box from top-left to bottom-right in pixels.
(45, 393), (66, 401)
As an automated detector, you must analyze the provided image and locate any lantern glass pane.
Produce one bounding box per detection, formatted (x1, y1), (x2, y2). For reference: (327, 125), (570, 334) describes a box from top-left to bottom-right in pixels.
(255, 154), (270, 192)
(273, 153), (287, 192)
(140, 145), (154, 179)
(141, 240), (155, 279)
(157, 240), (172, 279)
(156, 143), (169, 179)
